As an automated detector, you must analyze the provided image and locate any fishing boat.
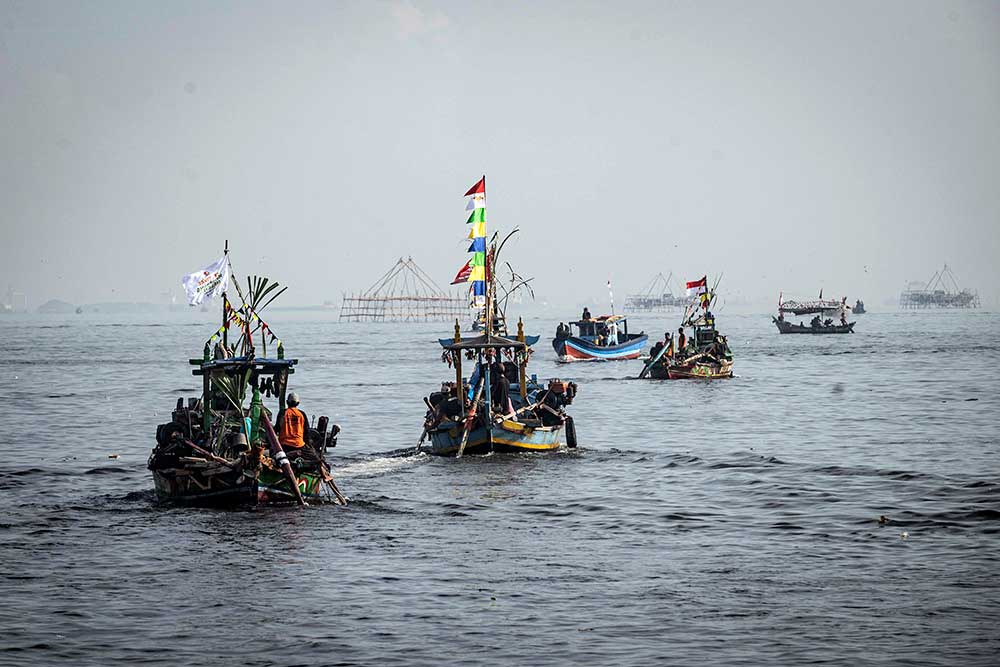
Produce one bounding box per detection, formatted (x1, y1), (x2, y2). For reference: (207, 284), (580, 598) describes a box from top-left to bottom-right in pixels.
(778, 291), (851, 318)
(640, 275), (733, 380)
(148, 247), (347, 507)
(854, 299), (866, 314)
(772, 314), (855, 334)
(552, 314), (647, 362)
(420, 176), (578, 457)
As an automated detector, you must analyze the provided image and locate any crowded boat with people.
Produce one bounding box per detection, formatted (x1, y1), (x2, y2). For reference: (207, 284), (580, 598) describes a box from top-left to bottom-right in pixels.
(420, 177), (579, 457)
(640, 275), (734, 380)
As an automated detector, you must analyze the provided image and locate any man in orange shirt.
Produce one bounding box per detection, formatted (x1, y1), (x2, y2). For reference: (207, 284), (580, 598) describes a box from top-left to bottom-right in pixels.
(276, 391), (309, 455)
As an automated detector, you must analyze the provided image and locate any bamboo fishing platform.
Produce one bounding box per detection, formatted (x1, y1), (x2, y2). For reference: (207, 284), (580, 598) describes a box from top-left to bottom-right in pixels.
(339, 257), (467, 322)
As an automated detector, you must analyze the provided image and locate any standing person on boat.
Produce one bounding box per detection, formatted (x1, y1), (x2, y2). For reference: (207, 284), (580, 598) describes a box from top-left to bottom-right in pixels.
(664, 332), (674, 359)
(491, 361), (514, 417)
(582, 307), (591, 320)
(677, 327), (687, 357)
(606, 319), (619, 346)
(275, 391), (309, 454)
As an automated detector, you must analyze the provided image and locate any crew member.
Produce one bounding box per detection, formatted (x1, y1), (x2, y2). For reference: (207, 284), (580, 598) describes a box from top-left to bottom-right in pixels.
(606, 319), (619, 346)
(677, 327), (687, 355)
(582, 307), (591, 320)
(491, 361), (513, 416)
(276, 391), (309, 451)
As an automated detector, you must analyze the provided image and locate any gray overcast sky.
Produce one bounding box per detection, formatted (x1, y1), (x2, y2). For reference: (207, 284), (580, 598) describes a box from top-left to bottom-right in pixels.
(2, 0), (998, 309)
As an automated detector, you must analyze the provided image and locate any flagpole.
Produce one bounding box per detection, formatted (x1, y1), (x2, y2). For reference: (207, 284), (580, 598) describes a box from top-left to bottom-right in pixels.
(222, 239), (229, 350)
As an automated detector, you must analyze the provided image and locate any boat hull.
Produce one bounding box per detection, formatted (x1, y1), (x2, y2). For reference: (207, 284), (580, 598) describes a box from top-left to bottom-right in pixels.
(773, 317), (855, 334)
(425, 419), (563, 456)
(647, 358), (734, 380)
(151, 462), (325, 507)
(553, 334), (647, 362)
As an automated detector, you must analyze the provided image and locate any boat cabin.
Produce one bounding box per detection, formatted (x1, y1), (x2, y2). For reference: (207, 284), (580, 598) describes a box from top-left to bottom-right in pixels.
(189, 347), (298, 445)
(562, 315), (629, 345)
(689, 312), (718, 349)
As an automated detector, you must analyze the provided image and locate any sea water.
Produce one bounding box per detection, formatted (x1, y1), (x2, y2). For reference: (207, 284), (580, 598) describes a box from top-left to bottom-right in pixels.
(0, 310), (997, 666)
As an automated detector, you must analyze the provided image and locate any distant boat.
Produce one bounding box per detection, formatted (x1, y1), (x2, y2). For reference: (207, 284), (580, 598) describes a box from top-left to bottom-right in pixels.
(639, 276), (734, 380)
(778, 290), (850, 317)
(552, 315), (647, 362)
(854, 299), (866, 314)
(773, 315), (855, 334)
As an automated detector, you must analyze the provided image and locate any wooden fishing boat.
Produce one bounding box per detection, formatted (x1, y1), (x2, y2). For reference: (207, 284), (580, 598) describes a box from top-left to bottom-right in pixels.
(148, 249), (347, 508)
(639, 277), (734, 381)
(773, 316), (855, 334)
(423, 322), (577, 457)
(552, 315), (647, 362)
(645, 351), (734, 379)
(778, 291), (851, 318)
(422, 176), (578, 457)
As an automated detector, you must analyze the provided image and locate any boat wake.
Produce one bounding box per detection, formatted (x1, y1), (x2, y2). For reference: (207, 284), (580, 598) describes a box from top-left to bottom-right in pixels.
(331, 451), (429, 479)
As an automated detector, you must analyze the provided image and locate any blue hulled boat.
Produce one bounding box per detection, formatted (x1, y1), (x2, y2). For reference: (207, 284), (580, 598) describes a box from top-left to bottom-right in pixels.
(552, 315), (647, 362)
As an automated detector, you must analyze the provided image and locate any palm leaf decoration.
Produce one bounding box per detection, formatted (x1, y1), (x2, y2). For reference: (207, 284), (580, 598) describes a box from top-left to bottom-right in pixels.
(214, 368), (252, 413)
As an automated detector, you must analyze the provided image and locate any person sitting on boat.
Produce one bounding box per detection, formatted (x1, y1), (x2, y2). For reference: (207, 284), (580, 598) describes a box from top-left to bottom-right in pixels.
(677, 327), (687, 356)
(581, 307), (591, 320)
(649, 339), (664, 360)
(606, 319), (619, 346)
(275, 392), (312, 458)
(810, 315), (821, 328)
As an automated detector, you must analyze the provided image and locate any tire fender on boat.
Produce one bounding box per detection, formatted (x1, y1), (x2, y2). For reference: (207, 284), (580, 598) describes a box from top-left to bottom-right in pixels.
(565, 416), (578, 448)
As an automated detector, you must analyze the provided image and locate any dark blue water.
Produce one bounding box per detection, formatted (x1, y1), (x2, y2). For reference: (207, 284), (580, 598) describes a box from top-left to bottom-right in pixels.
(1, 310), (998, 666)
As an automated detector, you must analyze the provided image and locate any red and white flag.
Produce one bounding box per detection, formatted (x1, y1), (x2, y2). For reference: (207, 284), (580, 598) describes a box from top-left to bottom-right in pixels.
(686, 276), (707, 296)
(451, 259), (473, 285)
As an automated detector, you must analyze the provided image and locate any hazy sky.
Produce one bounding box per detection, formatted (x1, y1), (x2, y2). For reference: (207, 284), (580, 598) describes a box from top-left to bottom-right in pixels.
(2, 0), (998, 310)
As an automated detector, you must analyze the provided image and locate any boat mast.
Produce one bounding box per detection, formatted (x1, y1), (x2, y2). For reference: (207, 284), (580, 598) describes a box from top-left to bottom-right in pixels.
(482, 176), (494, 436)
(222, 239), (229, 350)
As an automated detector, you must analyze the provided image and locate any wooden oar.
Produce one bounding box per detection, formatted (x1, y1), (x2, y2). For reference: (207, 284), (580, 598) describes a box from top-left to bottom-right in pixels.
(316, 460), (349, 505)
(416, 397), (436, 454)
(260, 417), (307, 507)
(456, 377), (484, 459)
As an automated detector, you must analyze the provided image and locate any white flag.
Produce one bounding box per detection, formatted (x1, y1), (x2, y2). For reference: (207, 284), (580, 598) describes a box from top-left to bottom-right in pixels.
(466, 193), (486, 210)
(181, 255), (230, 306)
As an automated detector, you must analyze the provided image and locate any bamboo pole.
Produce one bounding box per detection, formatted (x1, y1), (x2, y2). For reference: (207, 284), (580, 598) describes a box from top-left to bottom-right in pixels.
(517, 318), (527, 400)
(260, 416), (306, 506)
(457, 376), (484, 459)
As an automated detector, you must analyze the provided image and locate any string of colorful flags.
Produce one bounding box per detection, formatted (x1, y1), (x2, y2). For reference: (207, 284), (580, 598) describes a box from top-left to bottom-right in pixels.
(202, 296), (282, 351)
(451, 176), (487, 306)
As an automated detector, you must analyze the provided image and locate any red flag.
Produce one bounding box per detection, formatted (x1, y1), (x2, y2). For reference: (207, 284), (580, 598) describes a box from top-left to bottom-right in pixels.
(451, 259), (472, 284)
(464, 176), (486, 196)
(685, 276), (707, 290)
